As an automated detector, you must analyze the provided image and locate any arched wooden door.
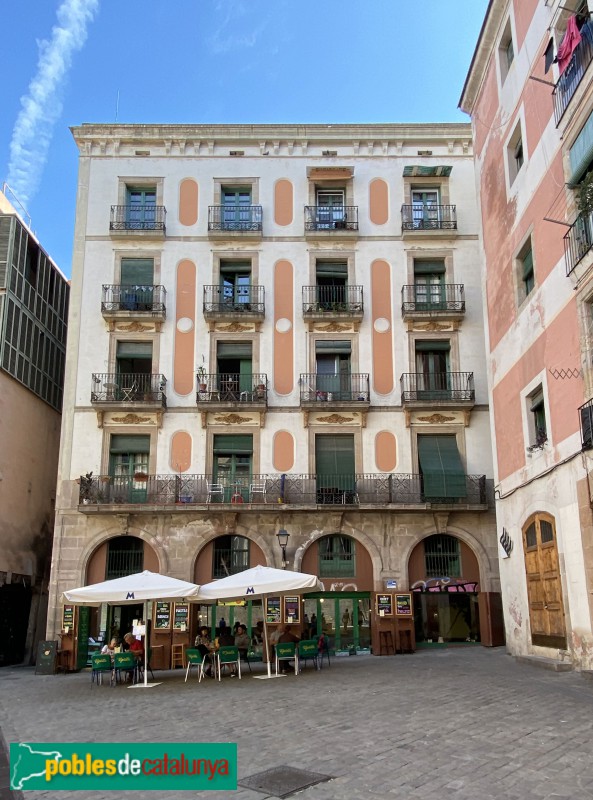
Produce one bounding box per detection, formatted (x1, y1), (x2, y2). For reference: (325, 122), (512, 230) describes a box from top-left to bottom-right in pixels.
(522, 513), (566, 649)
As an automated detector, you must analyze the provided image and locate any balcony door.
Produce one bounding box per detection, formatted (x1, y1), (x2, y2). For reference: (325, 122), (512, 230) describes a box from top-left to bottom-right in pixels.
(213, 434), (253, 502)
(316, 190), (345, 228)
(109, 434), (150, 503)
(126, 188), (156, 228)
(315, 434), (355, 502)
(315, 340), (351, 400)
(222, 188), (251, 229)
(216, 341), (253, 398)
(413, 261), (446, 309)
(120, 258), (154, 310)
(415, 341), (450, 398)
(411, 189), (440, 229)
(116, 341), (153, 399)
(220, 261), (251, 308)
(316, 262), (347, 309)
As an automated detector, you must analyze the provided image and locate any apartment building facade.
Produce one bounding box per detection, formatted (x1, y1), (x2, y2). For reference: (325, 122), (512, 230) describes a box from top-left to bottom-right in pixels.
(48, 123), (499, 666)
(461, 0), (593, 669)
(0, 189), (69, 665)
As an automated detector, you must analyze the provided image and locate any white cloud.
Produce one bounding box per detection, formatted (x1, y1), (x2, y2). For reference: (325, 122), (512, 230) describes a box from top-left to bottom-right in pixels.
(6, 0), (99, 209)
(209, 0), (268, 55)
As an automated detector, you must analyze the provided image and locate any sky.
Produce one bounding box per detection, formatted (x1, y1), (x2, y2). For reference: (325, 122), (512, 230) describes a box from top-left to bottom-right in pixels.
(0, 0), (489, 277)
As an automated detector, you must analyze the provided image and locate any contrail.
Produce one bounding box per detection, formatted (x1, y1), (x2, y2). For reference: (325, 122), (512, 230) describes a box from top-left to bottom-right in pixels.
(6, 0), (99, 209)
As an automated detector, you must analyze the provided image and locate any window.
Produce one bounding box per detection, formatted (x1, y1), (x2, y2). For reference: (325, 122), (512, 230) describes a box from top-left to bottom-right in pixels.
(499, 18), (515, 84)
(415, 340), (451, 398)
(424, 534), (461, 578)
(318, 535), (355, 577)
(411, 189), (441, 229)
(213, 535), (250, 578)
(315, 340), (352, 400)
(413, 260), (446, 308)
(212, 434), (253, 502)
(315, 434), (356, 503)
(417, 435), (467, 500)
(315, 189), (346, 228)
(507, 121), (525, 186)
(109, 435), (150, 502)
(120, 258), (155, 310)
(221, 187), (253, 230)
(106, 536), (144, 580)
(126, 187), (156, 228)
(216, 341), (253, 399)
(517, 239), (534, 302)
(527, 388), (548, 449)
(220, 260), (251, 307)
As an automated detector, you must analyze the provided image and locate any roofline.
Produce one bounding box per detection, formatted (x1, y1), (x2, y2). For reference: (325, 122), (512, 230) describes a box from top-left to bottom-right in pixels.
(459, 0), (505, 114)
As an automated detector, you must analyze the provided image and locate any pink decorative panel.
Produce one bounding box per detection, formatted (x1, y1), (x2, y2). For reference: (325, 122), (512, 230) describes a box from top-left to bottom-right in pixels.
(179, 179), (198, 226)
(274, 179), (293, 226)
(170, 431), (192, 472)
(375, 431), (397, 472)
(174, 259), (196, 396)
(274, 260), (294, 395)
(371, 259), (394, 395)
(369, 179), (389, 225)
(273, 431), (295, 472)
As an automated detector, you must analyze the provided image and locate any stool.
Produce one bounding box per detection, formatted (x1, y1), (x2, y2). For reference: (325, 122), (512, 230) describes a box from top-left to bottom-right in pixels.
(379, 630), (395, 655)
(398, 629), (414, 654)
(171, 644), (185, 669)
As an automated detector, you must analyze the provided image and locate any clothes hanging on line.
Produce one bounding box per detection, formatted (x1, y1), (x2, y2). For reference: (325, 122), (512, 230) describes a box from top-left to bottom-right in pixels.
(557, 15), (582, 74)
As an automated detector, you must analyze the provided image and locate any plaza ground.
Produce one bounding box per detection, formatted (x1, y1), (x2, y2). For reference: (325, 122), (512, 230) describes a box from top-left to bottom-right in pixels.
(1, 647), (592, 800)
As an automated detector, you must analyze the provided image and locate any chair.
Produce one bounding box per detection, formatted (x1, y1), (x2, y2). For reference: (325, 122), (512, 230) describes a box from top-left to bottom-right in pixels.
(275, 642), (298, 676)
(91, 653), (113, 687)
(184, 649), (206, 682)
(249, 480), (267, 503)
(121, 381), (138, 401)
(217, 646), (241, 680)
(171, 643), (185, 669)
(113, 652), (137, 684)
(379, 630), (395, 655)
(317, 635), (331, 669)
(206, 481), (225, 503)
(297, 640), (319, 672)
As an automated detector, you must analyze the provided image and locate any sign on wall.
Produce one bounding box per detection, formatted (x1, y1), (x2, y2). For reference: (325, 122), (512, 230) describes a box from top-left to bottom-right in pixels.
(376, 594), (393, 617)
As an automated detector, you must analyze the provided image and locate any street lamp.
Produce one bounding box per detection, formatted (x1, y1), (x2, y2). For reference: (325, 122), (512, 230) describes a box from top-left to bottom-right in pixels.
(276, 528), (290, 569)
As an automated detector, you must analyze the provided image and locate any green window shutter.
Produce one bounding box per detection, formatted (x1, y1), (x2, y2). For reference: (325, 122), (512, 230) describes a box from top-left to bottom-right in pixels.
(213, 434), (253, 454)
(413, 261), (446, 275)
(415, 340), (450, 352)
(217, 342), (253, 358)
(315, 435), (355, 478)
(110, 435), (150, 454)
(316, 262), (348, 278)
(220, 261), (251, 273)
(315, 340), (352, 354)
(116, 342), (153, 358)
(568, 109), (593, 186)
(418, 435), (467, 499)
(522, 248), (533, 279)
(120, 258), (154, 284)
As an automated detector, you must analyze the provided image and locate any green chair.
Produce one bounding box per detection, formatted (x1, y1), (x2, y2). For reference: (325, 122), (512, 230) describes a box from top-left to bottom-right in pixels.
(297, 640), (319, 672)
(217, 646), (241, 681)
(275, 642), (297, 675)
(113, 652), (137, 684)
(185, 649), (206, 683)
(91, 653), (113, 687)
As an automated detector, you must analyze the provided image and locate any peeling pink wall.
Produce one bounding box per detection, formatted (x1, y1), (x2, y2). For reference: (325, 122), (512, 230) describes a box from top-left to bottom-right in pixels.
(513, 0), (539, 51)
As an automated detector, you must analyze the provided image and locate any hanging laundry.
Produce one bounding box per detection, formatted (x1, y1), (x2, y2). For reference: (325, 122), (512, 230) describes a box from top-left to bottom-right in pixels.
(557, 15), (582, 74)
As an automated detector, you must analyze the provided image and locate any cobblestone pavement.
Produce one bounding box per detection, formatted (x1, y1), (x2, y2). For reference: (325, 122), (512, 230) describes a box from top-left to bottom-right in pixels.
(1, 647), (592, 800)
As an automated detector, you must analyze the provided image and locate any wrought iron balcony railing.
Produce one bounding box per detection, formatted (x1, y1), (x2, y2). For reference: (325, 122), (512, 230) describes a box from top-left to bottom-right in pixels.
(302, 285), (363, 315)
(304, 206), (359, 231)
(91, 373), (167, 406)
(564, 213), (593, 276)
(101, 284), (166, 315)
(553, 20), (593, 125)
(78, 472), (489, 506)
(401, 205), (457, 231)
(400, 372), (475, 402)
(196, 373), (268, 403)
(299, 373), (370, 402)
(579, 397), (593, 450)
(203, 285), (265, 314)
(401, 284), (465, 314)
(208, 205), (263, 232)
(110, 205), (166, 232)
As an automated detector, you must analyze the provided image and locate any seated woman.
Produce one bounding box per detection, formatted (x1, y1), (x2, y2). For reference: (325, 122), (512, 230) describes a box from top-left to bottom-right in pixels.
(194, 626), (215, 678)
(234, 625), (250, 661)
(101, 637), (118, 656)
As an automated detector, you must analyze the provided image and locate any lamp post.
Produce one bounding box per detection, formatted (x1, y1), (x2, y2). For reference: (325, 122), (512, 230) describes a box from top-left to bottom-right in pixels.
(276, 528), (290, 569)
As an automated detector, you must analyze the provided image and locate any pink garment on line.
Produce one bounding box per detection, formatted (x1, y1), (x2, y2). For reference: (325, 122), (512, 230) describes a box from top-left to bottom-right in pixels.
(557, 15), (582, 75)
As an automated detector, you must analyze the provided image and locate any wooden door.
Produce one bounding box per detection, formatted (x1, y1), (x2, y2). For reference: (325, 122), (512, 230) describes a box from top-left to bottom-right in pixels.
(523, 513), (566, 649)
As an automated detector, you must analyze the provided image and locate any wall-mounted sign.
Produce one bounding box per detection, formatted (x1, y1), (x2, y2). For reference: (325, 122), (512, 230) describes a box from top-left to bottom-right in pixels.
(376, 594), (393, 617)
(266, 597), (281, 624)
(284, 596), (300, 624)
(62, 605), (75, 632)
(385, 579), (397, 590)
(173, 603), (189, 631)
(395, 593), (413, 616)
(154, 602), (171, 630)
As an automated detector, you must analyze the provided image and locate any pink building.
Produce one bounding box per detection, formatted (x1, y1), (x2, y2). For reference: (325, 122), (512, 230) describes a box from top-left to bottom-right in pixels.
(461, 0), (593, 669)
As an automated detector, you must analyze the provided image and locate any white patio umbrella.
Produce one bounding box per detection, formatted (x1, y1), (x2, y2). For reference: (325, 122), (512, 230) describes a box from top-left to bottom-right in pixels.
(63, 570), (201, 688)
(196, 565), (322, 679)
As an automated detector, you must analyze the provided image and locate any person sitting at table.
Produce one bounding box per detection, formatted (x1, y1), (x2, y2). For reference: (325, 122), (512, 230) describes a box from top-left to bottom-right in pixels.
(252, 620), (264, 645)
(234, 625), (250, 661)
(277, 625), (300, 673)
(195, 626), (215, 677)
(123, 632), (143, 656)
(101, 637), (118, 656)
(217, 626), (237, 676)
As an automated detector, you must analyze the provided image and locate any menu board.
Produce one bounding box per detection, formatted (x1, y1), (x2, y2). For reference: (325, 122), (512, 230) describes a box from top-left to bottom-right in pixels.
(265, 597), (281, 624)
(376, 594), (393, 617)
(154, 601), (171, 630)
(62, 605), (75, 632)
(395, 593), (413, 616)
(284, 596), (300, 624)
(173, 603), (189, 631)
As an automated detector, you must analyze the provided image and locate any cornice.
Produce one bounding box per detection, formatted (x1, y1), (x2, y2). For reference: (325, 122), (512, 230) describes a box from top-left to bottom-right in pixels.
(459, 0), (506, 114)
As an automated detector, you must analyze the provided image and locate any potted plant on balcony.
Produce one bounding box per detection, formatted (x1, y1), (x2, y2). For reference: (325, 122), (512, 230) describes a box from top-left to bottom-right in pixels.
(134, 472), (148, 482)
(196, 365), (208, 393)
(576, 170), (593, 217)
(255, 382), (266, 399)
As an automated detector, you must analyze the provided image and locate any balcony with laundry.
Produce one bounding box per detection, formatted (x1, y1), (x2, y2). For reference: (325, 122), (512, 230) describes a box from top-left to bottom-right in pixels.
(101, 284), (166, 322)
(552, 9), (593, 125)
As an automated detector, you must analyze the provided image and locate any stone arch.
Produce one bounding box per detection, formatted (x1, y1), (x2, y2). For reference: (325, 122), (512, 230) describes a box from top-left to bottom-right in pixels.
(191, 524), (275, 584)
(77, 522), (168, 586)
(293, 525), (382, 588)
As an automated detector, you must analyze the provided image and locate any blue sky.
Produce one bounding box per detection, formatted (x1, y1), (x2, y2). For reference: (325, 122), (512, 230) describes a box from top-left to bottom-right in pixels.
(0, 0), (488, 276)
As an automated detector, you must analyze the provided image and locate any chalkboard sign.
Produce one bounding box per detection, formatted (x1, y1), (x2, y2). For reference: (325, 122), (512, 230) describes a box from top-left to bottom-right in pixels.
(395, 593), (413, 616)
(173, 603), (189, 630)
(154, 601), (171, 629)
(284, 596), (300, 624)
(35, 640), (58, 675)
(376, 594), (393, 617)
(62, 605), (75, 632)
(266, 597), (281, 624)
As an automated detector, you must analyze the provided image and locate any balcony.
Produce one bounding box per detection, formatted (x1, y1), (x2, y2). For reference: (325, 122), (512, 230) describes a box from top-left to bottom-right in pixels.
(579, 398), (593, 450)
(109, 206), (166, 238)
(207, 206), (263, 240)
(101, 285), (166, 321)
(77, 472), (489, 510)
(400, 372), (475, 407)
(203, 286), (265, 324)
(401, 285), (465, 322)
(564, 213), (593, 276)
(300, 373), (370, 410)
(401, 205), (457, 236)
(553, 21), (593, 125)
(91, 373), (167, 409)
(304, 206), (359, 239)
(195, 373), (268, 411)
(302, 286), (363, 324)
